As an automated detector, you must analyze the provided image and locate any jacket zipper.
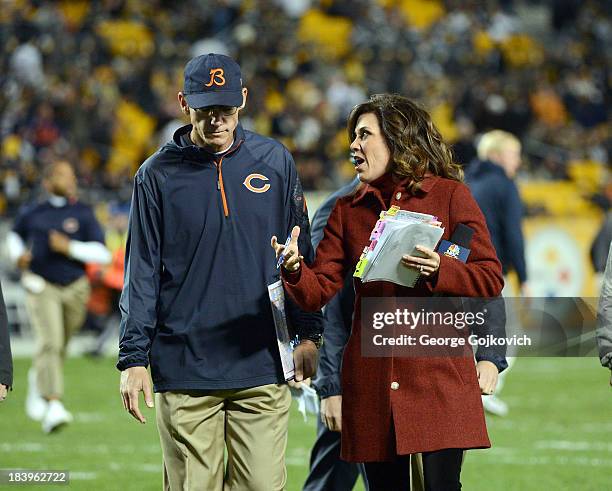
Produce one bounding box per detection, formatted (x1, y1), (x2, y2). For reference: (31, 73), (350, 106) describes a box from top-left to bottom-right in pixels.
(210, 139), (243, 218)
(215, 157), (229, 217)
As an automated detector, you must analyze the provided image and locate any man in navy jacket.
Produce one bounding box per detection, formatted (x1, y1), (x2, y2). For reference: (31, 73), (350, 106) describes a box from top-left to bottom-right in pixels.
(9, 160), (110, 432)
(466, 129), (528, 416)
(303, 177), (366, 491)
(466, 131), (527, 292)
(117, 53), (322, 491)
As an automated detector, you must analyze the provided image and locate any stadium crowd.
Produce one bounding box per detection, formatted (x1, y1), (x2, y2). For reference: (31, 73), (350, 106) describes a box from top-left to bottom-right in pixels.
(0, 0), (609, 217)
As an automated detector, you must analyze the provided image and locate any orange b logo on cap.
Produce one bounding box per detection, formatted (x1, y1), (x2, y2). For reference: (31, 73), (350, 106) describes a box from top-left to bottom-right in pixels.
(205, 68), (226, 87)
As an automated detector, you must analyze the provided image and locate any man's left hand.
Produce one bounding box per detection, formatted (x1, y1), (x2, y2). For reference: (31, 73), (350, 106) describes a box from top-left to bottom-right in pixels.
(476, 360), (499, 395)
(293, 340), (318, 382)
(0, 384), (7, 401)
(49, 230), (71, 255)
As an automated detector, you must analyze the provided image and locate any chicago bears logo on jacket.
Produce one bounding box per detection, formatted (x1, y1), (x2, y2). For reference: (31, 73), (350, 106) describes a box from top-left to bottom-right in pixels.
(62, 217), (79, 234)
(243, 174), (270, 193)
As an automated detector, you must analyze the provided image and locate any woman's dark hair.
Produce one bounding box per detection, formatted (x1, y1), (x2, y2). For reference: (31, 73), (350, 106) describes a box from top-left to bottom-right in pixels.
(347, 94), (463, 193)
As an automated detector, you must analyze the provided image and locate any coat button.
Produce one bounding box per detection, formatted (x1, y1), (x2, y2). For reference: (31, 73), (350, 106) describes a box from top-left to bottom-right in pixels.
(391, 381), (399, 390)
(395, 192), (402, 200)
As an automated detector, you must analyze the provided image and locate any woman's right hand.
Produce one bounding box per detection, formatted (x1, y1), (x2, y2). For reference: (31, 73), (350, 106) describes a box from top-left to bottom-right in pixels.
(271, 225), (303, 272)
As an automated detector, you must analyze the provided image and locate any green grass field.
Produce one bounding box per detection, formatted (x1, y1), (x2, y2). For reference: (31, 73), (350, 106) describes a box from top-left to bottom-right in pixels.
(0, 357), (610, 490)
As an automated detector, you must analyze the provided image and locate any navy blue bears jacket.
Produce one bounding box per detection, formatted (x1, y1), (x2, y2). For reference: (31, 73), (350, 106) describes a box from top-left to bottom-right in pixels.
(117, 124), (322, 391)
(13, 200), (105, 285)
(466, 159), (527, 284)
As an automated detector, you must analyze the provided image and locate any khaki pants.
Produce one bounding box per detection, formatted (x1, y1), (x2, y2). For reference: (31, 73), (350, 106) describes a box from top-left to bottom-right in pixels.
(156, 384), (292, 491)
(411, 453), (424, 491)
(25, 275), (90, 398)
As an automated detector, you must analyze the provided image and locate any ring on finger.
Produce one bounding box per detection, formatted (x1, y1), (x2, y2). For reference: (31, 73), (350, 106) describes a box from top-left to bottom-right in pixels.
(419, 264), (424, 273)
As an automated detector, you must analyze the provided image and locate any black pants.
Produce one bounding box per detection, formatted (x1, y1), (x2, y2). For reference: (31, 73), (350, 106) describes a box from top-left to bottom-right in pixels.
(364, 448), (463, 491)
(303, 417), (369, 491)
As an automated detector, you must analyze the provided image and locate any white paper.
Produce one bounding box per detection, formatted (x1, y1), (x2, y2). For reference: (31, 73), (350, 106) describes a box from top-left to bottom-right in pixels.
(289, 383), (320, 421)
(365, 222), (444, 287)
(267, 280), (295, 380)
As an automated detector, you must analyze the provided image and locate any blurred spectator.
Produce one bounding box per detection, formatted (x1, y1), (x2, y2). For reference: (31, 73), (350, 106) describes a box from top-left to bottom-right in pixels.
(590, 180), (612, 276)
(596, 241), (612, 387)
(0, 0), (608, 216)
(7, 160), (111, 433)
(451, 116), (477, 168)
(0, 281), (12, 401)
(83, 201), (128, 356)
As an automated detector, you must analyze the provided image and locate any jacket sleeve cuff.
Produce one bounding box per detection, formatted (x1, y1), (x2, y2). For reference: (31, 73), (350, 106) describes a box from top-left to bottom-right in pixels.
(313, 374), (342, 398)
(429, 254), (457, 292)
(116, 354), (149, 371)
(281, 266), (302, 285)
(475, 352), (508, 373)
(0, 369), (13, 390)
(292, 311), (324, 337)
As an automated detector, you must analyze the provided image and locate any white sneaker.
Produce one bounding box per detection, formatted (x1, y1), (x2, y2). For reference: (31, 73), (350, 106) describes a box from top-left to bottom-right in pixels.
(41, 400), (73, 434)
(25, 369), (47, 421)
(482, 395), (509, 417)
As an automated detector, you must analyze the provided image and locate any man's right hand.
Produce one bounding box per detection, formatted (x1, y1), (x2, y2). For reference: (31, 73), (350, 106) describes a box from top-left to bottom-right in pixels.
(321, 395), (342, 432)
(17, 251), (32, 270)
(120, 366), (154, 424)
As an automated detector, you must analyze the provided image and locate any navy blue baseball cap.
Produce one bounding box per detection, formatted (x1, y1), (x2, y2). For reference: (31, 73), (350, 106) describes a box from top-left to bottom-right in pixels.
(183, 53), (244, 109)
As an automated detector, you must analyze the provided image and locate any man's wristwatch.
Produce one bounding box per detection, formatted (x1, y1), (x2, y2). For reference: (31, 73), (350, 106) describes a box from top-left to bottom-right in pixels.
(301, 333), (323, 349)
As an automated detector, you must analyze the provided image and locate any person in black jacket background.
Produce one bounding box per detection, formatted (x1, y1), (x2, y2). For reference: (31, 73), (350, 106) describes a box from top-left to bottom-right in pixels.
(466, 129), (528, 417)
(7, 160), (110, 431)
(303, 177), (367, 491)
(466, 131), (527, 293)
(0, 281), (13, 402)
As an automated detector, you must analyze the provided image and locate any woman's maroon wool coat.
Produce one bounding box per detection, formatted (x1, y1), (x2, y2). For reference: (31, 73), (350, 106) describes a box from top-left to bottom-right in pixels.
(283, 174), (504, 462)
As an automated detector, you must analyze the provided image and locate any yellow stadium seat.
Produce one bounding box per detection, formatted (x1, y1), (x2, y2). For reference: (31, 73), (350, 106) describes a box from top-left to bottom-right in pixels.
(298, 10), (352, 60)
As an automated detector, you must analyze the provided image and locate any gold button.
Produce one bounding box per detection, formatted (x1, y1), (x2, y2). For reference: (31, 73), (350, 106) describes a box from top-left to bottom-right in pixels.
(391, 381), (399, 390)
(395, 192), (402, 200)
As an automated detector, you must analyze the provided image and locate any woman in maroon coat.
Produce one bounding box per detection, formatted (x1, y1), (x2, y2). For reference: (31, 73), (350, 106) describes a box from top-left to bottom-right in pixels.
(273, 94), (504, 490)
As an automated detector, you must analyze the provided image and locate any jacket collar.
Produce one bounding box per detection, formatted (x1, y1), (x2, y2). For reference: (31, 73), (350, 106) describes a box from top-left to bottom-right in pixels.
(172, 123), (245, 162)
(350, 173), (440, 207)
(466, 159), (507, 180)
(48, 194), (68, 207)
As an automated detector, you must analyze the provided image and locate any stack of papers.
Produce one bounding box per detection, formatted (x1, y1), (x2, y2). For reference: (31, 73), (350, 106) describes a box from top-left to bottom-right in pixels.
(354, 206), (444, 287)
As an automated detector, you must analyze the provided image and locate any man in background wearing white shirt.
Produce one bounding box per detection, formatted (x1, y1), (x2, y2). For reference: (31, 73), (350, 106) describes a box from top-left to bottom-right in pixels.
(7, 160), (110, 433)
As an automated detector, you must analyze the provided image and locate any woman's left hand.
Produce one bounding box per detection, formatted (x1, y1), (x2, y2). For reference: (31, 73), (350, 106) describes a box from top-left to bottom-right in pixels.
(401, 245), (440, 277)
(476, 360), (499, 395)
